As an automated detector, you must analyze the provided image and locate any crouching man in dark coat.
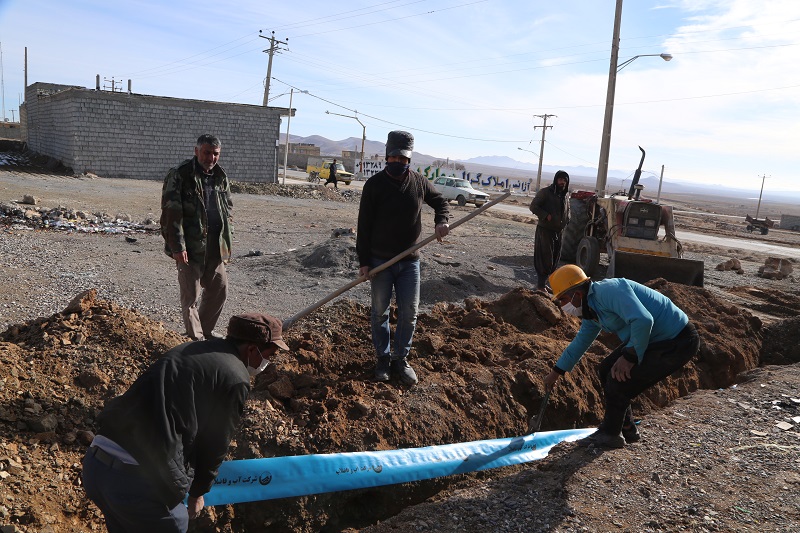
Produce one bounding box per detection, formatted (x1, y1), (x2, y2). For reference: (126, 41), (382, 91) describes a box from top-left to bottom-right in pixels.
(82, 313), (289, 532)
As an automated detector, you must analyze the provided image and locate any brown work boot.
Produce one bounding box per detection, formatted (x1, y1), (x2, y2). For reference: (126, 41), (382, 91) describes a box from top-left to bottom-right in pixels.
(622, 423), (641, 443)
(374, 357), (391, 382)
(576, 430), (625, 449)
(391, 358), (418, 386)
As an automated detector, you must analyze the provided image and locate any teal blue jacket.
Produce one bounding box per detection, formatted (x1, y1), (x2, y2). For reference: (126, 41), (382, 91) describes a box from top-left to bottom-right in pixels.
(555, 278), (688, 372)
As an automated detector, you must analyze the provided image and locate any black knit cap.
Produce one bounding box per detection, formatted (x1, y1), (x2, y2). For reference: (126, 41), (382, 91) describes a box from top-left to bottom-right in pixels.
(386, 131), (414, 159)
(227, 313), (289, 350)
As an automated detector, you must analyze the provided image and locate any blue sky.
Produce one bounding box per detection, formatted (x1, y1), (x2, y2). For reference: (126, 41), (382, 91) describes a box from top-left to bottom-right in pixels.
(1, 0), (798, 193)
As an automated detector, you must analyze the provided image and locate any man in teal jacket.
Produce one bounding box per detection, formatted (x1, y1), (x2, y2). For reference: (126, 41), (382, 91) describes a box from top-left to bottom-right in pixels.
(544, 264), (700, 448)
(161, 134), (233, 341)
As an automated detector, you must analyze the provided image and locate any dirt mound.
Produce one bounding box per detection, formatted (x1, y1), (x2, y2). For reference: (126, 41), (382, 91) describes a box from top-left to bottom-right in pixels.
(0, 281), (766, 532)
(230, 181), (361, 203)
(760, 316), (800, 365)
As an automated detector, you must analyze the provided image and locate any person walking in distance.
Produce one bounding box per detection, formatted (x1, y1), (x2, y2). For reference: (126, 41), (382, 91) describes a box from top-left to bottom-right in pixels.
(160, 134), (233, 341)
(529, 170), (570, 291)
(356, 131), (450, 385)
(326, 158), (339, 190)
(82, 313), (290, 532)
(543, 264), (701, 448)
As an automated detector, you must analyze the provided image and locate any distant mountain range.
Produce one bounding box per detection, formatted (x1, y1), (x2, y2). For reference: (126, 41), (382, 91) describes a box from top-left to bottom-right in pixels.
(282, 134), (800, 204)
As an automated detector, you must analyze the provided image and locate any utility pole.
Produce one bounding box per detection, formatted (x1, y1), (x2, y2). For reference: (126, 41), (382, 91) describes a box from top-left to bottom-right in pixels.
(533, 114), (556, 192)
(755, 174), (770, 220)
(1, 41), (6, 122)
(259, 31), (288, 106)
(282, 88), (293, 185)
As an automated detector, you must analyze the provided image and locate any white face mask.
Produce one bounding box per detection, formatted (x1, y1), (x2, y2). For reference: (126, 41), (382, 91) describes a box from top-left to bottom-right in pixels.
(247, 347), (270, 376)
(562, 302), (583, 317)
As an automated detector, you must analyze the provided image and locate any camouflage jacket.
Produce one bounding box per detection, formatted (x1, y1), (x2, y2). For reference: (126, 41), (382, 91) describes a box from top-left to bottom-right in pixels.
(160, 157), (233, 265)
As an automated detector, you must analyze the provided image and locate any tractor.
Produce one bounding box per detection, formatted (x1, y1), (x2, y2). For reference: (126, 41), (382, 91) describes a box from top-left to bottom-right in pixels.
(560, 147), (704, 287)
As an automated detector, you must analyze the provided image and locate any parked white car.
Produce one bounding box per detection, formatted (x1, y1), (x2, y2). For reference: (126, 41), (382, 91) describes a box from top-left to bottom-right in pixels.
(432, 177), (490, 207)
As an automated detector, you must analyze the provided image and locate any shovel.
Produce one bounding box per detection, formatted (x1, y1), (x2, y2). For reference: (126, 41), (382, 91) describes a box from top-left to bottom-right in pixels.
(282, 191), (511, 330)
(527, 389), (550, 435)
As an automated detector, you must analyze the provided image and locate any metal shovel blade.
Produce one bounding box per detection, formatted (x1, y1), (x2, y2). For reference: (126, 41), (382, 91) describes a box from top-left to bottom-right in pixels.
(527, 389), (551, 434)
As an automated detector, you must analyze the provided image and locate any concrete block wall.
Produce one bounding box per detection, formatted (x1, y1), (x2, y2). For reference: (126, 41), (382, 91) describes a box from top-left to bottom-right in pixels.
(0, 122), (24, 140)
(24, 82), (289, 183)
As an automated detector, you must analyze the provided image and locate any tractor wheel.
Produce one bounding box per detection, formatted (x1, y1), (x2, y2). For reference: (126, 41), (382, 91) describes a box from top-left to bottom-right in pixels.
(576, 236), (601, 276)
(560, 196), (590, 262)
(457, 195), (467, 206)
(760, 227), (769, 235)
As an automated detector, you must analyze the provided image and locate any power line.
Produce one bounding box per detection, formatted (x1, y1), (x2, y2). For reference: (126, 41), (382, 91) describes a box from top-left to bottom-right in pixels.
(271, 77), (528, 143)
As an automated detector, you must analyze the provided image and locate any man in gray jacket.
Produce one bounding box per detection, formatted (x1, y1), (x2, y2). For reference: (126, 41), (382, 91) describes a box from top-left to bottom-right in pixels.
(529, 170), (570, 291)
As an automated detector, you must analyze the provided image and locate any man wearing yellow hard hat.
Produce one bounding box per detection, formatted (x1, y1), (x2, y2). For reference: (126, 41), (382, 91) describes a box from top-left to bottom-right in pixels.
(543, 264), (700, 448)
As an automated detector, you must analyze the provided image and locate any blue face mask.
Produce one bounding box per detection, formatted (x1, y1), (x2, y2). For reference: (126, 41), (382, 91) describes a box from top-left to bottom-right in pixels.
(386, 161), (409, 176)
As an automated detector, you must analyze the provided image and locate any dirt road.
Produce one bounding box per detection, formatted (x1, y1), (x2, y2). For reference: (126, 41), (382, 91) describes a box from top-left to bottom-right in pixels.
(1, 151), (799, 532)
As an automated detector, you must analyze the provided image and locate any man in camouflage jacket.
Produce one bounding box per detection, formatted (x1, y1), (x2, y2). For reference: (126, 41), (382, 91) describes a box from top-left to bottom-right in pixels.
(160, 134), (233, 340)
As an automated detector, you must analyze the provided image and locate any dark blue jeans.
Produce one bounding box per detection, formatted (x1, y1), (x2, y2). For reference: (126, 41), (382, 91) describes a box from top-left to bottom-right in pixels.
(82, 448), (189, 533)
(369, 257), (420, 360)
(598, 323), (700, 434)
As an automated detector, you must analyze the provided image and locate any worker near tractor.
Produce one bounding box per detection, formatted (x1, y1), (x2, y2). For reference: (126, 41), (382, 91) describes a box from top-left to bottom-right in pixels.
(160, 134), (233, 341)
(325, 158), (339, 190)
(543, 264), (700, 448)
(357, 130), (450, 386)
(529, 170), (570, 291)
(82, 313), (289, 532)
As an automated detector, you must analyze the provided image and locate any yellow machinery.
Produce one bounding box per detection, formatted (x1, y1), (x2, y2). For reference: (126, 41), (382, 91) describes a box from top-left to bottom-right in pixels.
(562, 147), (704, 287)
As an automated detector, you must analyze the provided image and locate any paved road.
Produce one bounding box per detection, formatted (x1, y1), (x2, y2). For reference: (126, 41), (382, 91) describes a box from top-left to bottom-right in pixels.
(277, 169), (799, 259)
(490, 203), (800, 259)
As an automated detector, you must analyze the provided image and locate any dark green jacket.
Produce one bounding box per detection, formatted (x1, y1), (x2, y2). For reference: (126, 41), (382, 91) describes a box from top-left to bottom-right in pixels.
(160, 157), (233, 265)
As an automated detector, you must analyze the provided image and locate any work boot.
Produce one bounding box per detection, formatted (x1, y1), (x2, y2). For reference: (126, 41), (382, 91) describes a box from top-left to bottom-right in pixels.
(374, 357), (391, 382)
(576, 430), (625, 449)
(391, 358), (418, 386)
(622, 423), (641, 444)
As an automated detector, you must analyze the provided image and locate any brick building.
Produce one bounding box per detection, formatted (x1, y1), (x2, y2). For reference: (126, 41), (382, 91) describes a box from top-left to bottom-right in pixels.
(21, 82), (292, 182)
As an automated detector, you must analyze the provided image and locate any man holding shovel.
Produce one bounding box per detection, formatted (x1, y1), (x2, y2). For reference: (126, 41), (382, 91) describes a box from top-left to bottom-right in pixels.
(357, 130), (450, 385)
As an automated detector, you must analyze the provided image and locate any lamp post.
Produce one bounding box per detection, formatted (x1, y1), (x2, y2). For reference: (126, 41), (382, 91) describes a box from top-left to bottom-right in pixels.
(326, 111), (366, 180)
(595, 0), (672, 195)
(518, 147), (539, 194)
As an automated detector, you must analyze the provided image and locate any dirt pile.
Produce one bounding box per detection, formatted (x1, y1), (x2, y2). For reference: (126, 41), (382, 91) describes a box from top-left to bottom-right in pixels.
(0, 280), (773, 532)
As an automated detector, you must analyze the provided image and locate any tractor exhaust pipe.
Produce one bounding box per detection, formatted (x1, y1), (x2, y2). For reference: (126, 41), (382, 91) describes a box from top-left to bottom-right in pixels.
(627, 146), (646, 200)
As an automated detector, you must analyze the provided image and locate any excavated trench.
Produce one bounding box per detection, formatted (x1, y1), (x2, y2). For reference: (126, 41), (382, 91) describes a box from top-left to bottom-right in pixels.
(1, 264), (784, 531)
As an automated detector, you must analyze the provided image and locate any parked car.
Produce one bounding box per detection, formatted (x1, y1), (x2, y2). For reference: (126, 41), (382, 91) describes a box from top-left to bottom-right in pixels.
(432, 176), (489, 207)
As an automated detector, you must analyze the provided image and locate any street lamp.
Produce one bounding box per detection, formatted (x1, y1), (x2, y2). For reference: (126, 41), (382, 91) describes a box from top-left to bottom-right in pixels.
(326, 110), (366, 180)
(616, 53), (672, 72)
(595, 0), (672, 195)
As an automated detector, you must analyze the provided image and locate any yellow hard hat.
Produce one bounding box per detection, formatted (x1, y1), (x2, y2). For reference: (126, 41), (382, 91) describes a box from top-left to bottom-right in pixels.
(549, 264), (589, 300)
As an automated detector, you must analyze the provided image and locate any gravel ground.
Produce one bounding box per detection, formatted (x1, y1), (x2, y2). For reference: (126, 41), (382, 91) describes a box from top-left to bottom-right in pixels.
(1, 156), (800, 532)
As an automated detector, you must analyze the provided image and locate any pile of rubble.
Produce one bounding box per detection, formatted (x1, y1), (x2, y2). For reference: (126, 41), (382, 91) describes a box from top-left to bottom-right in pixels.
(0, 200), (158, 234)
(716, 256), (795, 280)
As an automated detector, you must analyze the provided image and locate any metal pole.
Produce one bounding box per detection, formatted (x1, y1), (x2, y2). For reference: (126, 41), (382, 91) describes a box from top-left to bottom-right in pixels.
(359, 122), (365, 180)
(656, 164), (664, 204)
(535, 115), (552, 192)
(755, 174), (767, 219)
(1, 42), (6, 122)
(282, 88), (293, 185)
(260, 32), (288, 106)
(596, 0), (624, 196)
(263, 35), (275, 106)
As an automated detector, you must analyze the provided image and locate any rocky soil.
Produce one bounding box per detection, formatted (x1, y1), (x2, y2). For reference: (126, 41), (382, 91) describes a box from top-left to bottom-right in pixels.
(0, 145), (799, 532)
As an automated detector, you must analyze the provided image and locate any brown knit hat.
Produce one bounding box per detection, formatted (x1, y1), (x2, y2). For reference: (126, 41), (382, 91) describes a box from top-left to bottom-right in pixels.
(226, 313), (289, 350)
